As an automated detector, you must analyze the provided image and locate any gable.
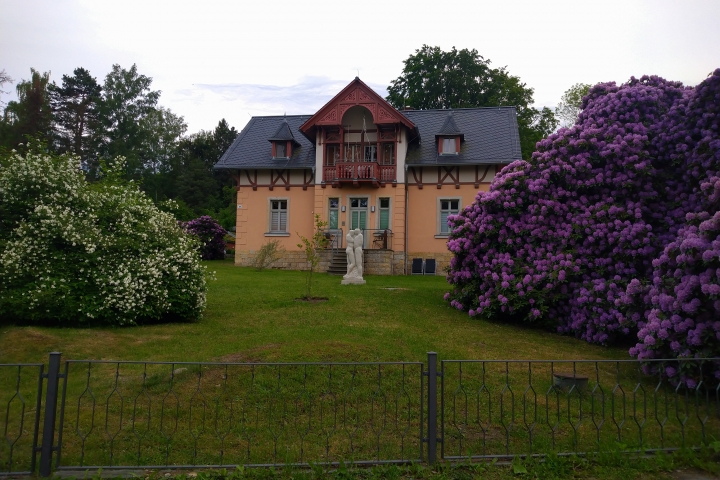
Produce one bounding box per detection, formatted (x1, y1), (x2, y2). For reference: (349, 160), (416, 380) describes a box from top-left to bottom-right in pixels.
(299, 77), (415, 137)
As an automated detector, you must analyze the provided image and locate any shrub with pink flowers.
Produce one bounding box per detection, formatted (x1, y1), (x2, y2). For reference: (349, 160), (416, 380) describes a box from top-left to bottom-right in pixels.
(445, 69), (720, 367)
(182, 216), (227, 260)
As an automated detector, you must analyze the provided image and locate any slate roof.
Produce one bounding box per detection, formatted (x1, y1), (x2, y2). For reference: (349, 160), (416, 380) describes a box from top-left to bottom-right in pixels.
(267, 119), (297, 143)
(215, 115), (314, 170)
(214, 107), (521, 171)
(436, 112), (463, 138)
(402, 107), (522, 166)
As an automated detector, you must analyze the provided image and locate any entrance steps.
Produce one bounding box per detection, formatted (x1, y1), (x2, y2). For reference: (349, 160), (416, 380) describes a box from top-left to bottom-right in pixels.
(327, 251), (347, 275)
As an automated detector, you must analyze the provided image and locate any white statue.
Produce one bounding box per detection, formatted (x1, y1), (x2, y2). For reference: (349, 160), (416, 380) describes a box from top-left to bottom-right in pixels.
(345, 230), (356, 276)
(342, 229), (365, 285)
(354, 228), (364, 277)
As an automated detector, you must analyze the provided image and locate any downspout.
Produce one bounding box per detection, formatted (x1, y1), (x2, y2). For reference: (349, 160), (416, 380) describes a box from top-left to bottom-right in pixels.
(404, 163), (409, 275)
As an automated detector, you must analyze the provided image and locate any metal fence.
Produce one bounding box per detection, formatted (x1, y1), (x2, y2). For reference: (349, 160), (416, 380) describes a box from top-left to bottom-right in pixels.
(1, 353), (718, 476)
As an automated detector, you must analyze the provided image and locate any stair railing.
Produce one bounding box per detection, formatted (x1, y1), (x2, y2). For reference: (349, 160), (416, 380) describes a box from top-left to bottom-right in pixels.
(324, 228), (343, 255)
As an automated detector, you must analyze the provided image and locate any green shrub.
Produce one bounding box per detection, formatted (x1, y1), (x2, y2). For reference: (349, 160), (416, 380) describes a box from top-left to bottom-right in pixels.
(254, 239), (284, 271)
(0, 149), (208, 326)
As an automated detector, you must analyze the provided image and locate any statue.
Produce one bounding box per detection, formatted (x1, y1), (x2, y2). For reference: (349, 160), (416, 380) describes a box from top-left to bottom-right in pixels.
(342, 229), (366, 285)
(354, 229), (364, 277)
(345, 230), (356, 276)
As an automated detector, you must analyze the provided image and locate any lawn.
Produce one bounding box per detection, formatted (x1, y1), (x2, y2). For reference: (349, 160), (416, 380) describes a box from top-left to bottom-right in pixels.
(1, 262), (716, 475)
(0, 260), (629, 364)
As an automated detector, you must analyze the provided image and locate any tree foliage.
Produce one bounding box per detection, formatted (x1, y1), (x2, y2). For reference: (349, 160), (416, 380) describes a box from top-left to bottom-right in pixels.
(0, 69), (13, 106)
(97, 64), (162, 177)
(386, 45), (557, 159)
(555, 83), (591, 128)
(444, 69), (720, 377)
(2, 68), (53, 148)
(0, 147), (208, 326)
(1, 64), (238, 228)
(297, 215), (330, 300)
(48, 67), (102, 163)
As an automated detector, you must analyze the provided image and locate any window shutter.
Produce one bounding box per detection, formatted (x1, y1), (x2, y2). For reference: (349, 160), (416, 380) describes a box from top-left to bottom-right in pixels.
(379, 209), (389, 230)
(279, 211), (287, 232)
(440, 211), (449, 233)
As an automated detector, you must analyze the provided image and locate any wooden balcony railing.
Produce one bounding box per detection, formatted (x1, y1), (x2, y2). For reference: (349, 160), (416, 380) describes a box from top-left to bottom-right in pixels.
(323, 161), (396, 185)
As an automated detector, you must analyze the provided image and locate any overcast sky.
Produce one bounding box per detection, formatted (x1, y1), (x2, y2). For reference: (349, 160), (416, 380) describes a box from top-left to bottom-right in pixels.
(2, 0), (719, 134)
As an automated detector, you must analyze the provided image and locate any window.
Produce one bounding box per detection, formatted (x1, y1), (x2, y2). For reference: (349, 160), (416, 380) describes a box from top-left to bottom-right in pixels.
(275, 142), (288, 158)
(364, 145), (377, 162)
(328, 198), (339, 229)
(381, 143), (394, 164)
(379, 198), (390, 230)
(345, 144), (362, 161)
(439, 198), (460, 235)
(326, 145), (340, 166)
(441, 137), (457, 155)
(269, 199), (287, 233)
(350, 198), (368, 208)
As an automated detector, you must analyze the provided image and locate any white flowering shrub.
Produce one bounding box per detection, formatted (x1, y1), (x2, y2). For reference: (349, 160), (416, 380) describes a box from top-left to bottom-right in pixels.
(0, 150), (208, 326)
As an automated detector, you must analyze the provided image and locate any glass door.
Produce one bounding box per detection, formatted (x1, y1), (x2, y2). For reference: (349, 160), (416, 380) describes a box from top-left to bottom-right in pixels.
(349, 197), (368, 247)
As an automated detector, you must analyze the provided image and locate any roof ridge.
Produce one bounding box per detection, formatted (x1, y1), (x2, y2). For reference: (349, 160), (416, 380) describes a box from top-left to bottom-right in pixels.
(402, 106), (517, 113)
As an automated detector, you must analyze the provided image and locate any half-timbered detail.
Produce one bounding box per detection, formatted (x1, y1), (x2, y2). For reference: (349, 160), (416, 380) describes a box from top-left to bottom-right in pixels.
(214, 78), (521, 274)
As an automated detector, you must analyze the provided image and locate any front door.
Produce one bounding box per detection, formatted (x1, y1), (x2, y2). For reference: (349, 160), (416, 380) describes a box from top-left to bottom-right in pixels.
(349, 197), (368, 247)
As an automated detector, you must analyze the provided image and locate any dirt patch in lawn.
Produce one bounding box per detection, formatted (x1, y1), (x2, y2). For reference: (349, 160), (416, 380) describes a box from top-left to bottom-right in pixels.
(294, 296), (329, 303)
(217, 343), (282, 363)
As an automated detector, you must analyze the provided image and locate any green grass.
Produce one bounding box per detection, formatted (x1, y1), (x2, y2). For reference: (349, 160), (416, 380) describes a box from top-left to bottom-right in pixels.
(1, 262), (717, 474)
(0, 260), (629, 364)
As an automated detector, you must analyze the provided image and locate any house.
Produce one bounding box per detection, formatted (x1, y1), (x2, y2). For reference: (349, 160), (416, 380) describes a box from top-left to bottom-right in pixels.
(213, 78), (521, 274)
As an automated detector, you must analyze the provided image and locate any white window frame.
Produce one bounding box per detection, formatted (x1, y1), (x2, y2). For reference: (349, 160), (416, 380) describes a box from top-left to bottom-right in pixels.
(436, 197), (461, 237)
(266, 198), (290, 236)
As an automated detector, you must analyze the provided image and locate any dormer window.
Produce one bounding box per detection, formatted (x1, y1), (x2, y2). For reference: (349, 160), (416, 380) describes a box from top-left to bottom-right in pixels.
(436, 112), (463, 156)
(274, 141), (288, 158)
(441, 137), (458, 155)
(268, 118), (297, 159)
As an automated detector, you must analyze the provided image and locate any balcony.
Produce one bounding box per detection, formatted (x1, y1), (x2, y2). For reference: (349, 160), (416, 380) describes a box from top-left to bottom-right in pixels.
(323, 161), (396, 187)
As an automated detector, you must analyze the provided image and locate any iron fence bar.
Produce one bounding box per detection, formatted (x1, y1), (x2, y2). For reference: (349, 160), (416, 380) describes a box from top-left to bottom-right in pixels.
(426, 352), (437, 465)
(54, 359), (70, 470)
(419, 362), (424, 462)
(30, 363), (45, 474)
(64, 360), (422, 366)
(439, 359), (444, 460)
(439, 358), (720, 363)
(39, 352), (61, 477)
(54, 458), (421, 471)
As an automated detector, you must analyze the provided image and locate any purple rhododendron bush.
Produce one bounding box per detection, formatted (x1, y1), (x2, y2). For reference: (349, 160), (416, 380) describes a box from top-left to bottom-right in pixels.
(182, 216), (227, 260)
(446, 70), (720, 367)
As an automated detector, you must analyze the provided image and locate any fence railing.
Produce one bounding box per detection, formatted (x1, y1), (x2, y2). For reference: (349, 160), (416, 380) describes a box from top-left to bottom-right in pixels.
(1, 353), (718, 476)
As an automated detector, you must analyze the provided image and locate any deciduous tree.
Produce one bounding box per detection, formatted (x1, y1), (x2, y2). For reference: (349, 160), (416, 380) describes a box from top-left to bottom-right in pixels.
(1, 68), (53, 148)
(97, 64), (160, 177)
(555, 83), (591, 128)
(387, 45), (557, 159)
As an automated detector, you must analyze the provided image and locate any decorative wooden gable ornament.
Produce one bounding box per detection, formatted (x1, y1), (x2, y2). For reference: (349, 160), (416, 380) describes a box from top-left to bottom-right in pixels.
(300, 77), (415, 135)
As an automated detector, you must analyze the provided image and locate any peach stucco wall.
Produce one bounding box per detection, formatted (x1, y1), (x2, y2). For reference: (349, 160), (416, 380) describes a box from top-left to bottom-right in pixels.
(235, 186), (315, 253)
(406, 183), (490, 254)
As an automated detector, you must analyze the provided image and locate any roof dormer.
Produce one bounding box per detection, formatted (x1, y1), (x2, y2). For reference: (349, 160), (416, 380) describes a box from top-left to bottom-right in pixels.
(436, 112), (464, 155)
(268, 118), (298, 159)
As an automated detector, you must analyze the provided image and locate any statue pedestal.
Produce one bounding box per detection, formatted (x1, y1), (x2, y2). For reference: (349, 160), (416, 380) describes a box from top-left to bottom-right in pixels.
(341, 277), (366, 285)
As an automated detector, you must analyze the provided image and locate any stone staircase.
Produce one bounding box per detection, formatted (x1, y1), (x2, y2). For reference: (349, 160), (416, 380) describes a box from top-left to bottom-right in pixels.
(327, 251), (347, 275)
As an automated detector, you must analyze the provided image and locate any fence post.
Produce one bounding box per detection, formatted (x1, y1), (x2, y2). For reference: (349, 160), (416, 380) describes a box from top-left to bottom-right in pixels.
(427, 351), (438, 465)
(39, 352), (62, 477)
